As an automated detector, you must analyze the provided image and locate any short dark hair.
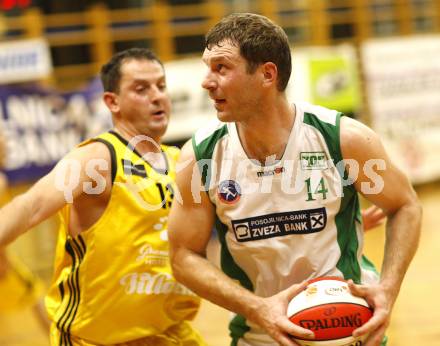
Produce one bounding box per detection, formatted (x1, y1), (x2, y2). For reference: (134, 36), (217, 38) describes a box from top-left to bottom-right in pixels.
(100, 48), (163, 92)
(205, 13), (292, 91)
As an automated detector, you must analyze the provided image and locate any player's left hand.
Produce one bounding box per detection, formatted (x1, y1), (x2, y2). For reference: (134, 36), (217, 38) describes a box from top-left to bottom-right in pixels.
(362, 206), (386, 232)
(348, 280), (393, 346)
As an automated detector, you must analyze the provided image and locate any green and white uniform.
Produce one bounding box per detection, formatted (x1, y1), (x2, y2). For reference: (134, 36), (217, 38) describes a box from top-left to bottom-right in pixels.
(192, 102), (379, 346)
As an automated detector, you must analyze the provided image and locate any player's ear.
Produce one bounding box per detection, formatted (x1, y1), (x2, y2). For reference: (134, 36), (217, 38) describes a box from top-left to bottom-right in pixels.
(261, 62), (278, 88)
(103, 92), (119, 113)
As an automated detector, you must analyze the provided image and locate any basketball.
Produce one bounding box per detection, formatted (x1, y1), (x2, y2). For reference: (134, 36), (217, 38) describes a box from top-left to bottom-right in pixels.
(287, 277), (373, 346)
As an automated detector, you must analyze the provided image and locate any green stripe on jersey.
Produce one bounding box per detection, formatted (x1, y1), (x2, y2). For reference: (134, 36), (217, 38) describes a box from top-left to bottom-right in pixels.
(303, 111), (362, 283)
(230, 315), (251, 346)
(361, 254), (380, 276)
(216, 218), (252, 342)
(192, 124), (228, 187)
(335, 186), (362, 283)
(215, 219), (253, 290)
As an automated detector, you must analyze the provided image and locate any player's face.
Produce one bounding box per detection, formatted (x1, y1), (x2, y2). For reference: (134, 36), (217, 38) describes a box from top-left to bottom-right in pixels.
(201, 41), (263, 122)
(113, 59), (171, 142)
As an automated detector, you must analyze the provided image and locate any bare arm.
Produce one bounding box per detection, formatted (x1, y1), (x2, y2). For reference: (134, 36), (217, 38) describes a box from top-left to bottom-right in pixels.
(168, 141), (257, 316)
(168, 141), (312, 346)
(340, 116), (422, 345)
(0, 142), (111, 248)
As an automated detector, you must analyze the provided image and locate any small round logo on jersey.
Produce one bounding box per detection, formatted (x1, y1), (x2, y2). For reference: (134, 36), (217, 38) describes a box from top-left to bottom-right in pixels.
(218, 180), (241, 204)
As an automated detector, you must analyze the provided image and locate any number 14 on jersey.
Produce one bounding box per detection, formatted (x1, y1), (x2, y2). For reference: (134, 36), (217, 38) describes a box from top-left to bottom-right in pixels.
(305, 177), (328, 201)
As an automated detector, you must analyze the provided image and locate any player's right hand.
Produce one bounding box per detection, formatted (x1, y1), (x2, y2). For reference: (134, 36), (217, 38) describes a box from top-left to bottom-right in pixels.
(248, 281), (315, 346)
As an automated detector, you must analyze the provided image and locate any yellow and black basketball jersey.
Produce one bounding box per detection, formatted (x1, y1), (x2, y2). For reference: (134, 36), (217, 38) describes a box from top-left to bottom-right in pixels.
(45, 131), (201, 345)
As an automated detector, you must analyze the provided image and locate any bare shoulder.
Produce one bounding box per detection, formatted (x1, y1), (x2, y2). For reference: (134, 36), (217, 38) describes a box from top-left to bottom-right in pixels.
(179, 139), (196, 162)
(340, 116), (383, 161)
(174, 139), (197, 175)
(340, 116), (417, 210)
(49, 140), (113, 197)
(173, 139), (207, 205)
(65, 140), (112, 164)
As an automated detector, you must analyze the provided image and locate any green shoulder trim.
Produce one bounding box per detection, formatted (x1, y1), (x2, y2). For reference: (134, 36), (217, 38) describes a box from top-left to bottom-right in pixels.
(303, 111), (342, 164)
(192, 124), (228, 187)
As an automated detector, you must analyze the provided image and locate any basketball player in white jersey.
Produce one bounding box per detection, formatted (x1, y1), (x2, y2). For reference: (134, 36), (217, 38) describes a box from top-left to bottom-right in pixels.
(168, 13), (422, 346)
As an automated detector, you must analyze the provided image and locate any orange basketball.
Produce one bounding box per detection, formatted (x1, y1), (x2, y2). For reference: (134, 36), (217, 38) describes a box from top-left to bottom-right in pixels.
(287, 277), (373, 346)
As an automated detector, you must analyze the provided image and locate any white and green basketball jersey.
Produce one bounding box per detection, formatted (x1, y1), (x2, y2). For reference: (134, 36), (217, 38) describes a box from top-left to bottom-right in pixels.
(192, 102), (379, 346)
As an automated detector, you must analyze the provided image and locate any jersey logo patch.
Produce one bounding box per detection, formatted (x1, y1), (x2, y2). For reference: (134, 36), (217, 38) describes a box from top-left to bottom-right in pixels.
(122, 159), (148, 178)
(300, 152), (328, 170)
(218, 180), (241, 204)
(256, 166), (285, 177)
(231, 208), (327, 242)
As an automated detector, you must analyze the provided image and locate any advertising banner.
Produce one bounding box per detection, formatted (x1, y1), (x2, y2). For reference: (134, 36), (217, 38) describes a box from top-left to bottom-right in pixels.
(0, 78), (111, 183)
(288, 45), (361, 114)
(0, 38), (52, 84)
(362, 35), (440, 183)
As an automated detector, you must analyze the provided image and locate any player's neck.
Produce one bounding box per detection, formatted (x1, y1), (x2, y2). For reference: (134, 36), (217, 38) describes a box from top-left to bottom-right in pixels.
(237, 99), (295, 164)
(113, 125), (162, 155)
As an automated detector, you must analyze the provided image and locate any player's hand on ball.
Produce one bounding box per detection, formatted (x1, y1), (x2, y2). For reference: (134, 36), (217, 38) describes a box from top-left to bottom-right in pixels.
(249, 280), (315, 346)
(348, 280), (392, 346)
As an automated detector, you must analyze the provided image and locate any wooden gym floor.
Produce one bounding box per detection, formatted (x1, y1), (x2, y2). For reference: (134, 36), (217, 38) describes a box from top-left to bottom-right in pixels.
(0, 182), (439, 346)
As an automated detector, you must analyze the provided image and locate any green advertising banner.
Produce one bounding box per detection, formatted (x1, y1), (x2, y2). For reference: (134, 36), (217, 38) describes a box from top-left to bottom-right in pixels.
(308, 50), (360, 113)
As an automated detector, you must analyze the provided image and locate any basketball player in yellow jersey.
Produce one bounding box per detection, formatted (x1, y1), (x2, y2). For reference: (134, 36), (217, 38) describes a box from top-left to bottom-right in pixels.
(0, 48), (206, 346)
